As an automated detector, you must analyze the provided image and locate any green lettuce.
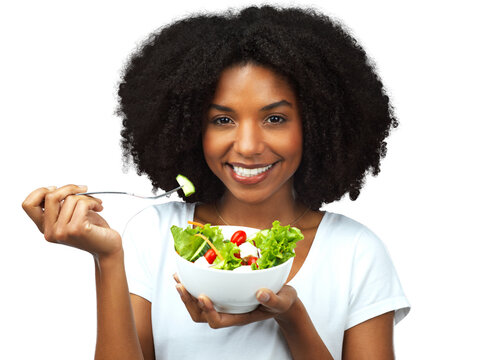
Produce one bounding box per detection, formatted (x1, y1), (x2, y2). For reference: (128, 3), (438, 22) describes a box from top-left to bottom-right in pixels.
(171, 223), (224, 262)
(171, 220), (304, 271)
(211, 241), (242, 270)
(249, 221), (304, 270)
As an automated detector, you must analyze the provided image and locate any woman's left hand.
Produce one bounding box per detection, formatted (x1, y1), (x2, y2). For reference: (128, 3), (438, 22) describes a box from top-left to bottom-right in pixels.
(173, 273), (297, 328)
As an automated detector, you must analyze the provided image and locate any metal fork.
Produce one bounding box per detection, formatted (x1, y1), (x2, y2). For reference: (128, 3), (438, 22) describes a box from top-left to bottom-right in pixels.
(77, 185), (183, 199)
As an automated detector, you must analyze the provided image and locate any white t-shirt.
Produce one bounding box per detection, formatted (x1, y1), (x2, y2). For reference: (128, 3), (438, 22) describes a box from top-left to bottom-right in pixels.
(123, 201), (410, 360)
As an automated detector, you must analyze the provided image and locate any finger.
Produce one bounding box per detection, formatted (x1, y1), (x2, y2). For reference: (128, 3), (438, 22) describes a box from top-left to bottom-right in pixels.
(43, 185), (87, 239)
(85, 210), (109, 228)
(198, 296), (271, 328)
(52, 196), (103, 245)
(66, 198), (105, 242)
(58, 200), (119, 256)
(22, 186), (57, 232)
(175, 284), (204, 322)
(173, 273), (180, 283)
(256, 285), (297, 314)
(57, 195), (102, 226)
(196, 295), (224, 328)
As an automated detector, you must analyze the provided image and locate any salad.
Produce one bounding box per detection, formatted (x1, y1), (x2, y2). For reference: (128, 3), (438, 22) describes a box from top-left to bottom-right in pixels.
(171, 221), (304, 271)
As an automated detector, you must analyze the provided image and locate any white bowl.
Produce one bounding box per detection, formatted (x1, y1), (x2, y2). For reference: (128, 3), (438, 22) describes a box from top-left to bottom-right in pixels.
(175, 225), (294, 314)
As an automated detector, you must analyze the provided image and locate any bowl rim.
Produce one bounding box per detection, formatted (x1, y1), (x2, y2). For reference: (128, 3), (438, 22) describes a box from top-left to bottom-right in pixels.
(174, 249), (294, 274)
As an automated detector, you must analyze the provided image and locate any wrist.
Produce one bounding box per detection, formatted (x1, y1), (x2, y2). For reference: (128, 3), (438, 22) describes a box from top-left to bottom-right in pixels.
(275, 296), (302, 326)
(95, 247), (125, 270)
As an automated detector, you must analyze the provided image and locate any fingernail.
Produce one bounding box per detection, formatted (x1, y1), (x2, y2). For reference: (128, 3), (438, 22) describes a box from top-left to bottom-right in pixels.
(78, 185), (88, 190)
(47, 186), (57, 191)
(257, 291), (270, 303)
(198, 297), (205, 309)
(175, 284), (183, 296)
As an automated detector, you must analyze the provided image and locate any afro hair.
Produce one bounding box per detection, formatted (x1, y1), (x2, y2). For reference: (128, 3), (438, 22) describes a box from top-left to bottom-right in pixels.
(117, 5), (398, 209)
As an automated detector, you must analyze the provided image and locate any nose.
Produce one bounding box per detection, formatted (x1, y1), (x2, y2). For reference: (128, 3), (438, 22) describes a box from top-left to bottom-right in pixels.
(233, 119), (265, 157)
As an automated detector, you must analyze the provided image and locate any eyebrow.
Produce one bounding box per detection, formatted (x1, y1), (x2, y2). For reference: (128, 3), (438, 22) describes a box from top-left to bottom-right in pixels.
(208, 100), (293, 112)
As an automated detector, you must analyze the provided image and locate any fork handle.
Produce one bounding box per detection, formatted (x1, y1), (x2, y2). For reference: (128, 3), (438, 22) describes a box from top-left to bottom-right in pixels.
(77, 186), (182, 199)
(77, 191), (132, 196)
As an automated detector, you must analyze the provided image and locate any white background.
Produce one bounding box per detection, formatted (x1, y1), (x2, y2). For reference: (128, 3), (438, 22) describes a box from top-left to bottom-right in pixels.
(1, 0), (479, 358)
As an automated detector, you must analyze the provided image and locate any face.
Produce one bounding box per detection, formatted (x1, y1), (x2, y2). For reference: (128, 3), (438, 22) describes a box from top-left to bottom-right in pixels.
(202, 63), (303, 204)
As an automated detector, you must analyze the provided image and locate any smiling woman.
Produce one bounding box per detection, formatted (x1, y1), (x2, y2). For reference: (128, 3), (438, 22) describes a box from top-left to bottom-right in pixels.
(117, 8), (397, 211)
(22, 5), (409, 360)
(202, 64), (303, 208)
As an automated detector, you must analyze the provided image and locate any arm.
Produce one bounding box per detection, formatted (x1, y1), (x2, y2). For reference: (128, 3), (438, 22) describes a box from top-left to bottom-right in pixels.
(94, 251), (146, 359)
(130, 294), (155, 360)
(277, 302), (395, 359)
(22, 185), (151, 360)
(275, 297), (333, 360)
(342, 311), (395, 360)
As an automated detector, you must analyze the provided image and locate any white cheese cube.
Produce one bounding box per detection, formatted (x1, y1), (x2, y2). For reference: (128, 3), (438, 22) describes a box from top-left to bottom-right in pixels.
(239, 242), (258, 259)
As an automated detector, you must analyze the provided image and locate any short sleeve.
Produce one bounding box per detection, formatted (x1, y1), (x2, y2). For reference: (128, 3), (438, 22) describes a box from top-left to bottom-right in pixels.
(346, 227), (410, 329)
(122, 206), (163, 302)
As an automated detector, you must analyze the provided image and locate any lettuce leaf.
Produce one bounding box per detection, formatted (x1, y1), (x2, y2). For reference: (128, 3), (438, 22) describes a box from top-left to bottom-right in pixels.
(171, 223), (224, 262)
(211, 241), (242, 270)
(250, 221), (304, 270)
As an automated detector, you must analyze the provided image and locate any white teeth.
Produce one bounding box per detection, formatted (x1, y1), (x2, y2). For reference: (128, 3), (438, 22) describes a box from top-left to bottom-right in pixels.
(232, 164), (273, 177)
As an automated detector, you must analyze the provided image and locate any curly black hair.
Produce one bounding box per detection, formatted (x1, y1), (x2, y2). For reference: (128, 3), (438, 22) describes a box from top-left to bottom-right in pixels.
(117, 5), (398, 209)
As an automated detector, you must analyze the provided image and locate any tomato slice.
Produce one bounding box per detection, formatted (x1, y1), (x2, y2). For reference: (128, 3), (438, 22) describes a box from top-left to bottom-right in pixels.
(230, 230), (247, 246)
(204, 249), (217, 264)
(247, 256), (258, 265)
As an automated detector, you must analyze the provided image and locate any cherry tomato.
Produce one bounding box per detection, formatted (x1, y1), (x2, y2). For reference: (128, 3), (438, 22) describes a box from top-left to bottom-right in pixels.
(231, 230), (247, 246)
(204, 249), (217, 264)
(247, 256), (258, 266)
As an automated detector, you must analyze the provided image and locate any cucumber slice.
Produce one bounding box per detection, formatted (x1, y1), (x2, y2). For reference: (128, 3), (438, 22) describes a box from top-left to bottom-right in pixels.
(189, 239), (210, 262)
(176, 174), (195, 197)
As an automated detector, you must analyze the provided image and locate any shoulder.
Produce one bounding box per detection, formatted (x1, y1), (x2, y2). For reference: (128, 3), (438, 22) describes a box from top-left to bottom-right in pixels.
(322, 211), (371, 233)
(322, 212), (399, 284)
(318, 212), (394, 273)
(308, 212), (410, 329)
(321, 212), (383, 248)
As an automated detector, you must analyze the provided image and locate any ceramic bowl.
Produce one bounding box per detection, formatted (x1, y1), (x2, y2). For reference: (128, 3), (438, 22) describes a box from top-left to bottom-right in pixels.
(175, 225), (294, 314)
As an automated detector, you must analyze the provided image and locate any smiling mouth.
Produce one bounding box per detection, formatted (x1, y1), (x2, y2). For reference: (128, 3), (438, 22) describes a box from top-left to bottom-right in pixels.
(228, 163), (276, 178)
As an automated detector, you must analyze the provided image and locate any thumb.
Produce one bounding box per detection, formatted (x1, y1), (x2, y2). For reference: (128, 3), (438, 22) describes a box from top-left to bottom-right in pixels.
(256, 285), (297, 313)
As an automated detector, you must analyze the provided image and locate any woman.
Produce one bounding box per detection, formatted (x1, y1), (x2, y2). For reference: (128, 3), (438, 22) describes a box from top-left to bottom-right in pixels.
(22, 5), (409, 359)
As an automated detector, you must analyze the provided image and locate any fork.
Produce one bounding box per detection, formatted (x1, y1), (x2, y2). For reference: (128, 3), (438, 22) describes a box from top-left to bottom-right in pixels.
(77, 185), (183, 199)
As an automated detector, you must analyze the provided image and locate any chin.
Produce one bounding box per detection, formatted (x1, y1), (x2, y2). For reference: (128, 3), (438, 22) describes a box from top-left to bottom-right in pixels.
(227, 183), (290, 206)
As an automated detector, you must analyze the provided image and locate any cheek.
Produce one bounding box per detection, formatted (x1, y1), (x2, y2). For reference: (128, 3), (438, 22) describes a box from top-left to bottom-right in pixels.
(291, 124), (303, 161)
(202, 130), (226, 167)
(275, 128), (303, 163)
(202, 131), (216, 158)
(289, 137), (303, 166)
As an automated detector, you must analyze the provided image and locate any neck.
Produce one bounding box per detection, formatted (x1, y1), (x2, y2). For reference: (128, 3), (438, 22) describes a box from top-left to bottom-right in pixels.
(216, 185), (306, 229)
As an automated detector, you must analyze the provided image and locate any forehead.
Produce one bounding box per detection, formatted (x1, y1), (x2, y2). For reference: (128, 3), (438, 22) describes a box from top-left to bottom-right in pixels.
(211, 64), (297, 105)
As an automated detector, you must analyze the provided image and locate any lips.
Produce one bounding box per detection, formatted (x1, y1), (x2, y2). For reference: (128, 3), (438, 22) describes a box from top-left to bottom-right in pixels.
(232, 164), (273, 177)
(227, 162), (278, 185)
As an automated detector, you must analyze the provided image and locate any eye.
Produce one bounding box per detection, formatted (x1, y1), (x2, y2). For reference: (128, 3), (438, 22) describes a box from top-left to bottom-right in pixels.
(265, 115), (286, 124)
(212, 116), (234, 125)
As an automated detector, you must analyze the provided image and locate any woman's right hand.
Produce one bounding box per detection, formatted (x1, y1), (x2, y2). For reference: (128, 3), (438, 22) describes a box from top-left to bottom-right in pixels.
(22, 184), (122, 260)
